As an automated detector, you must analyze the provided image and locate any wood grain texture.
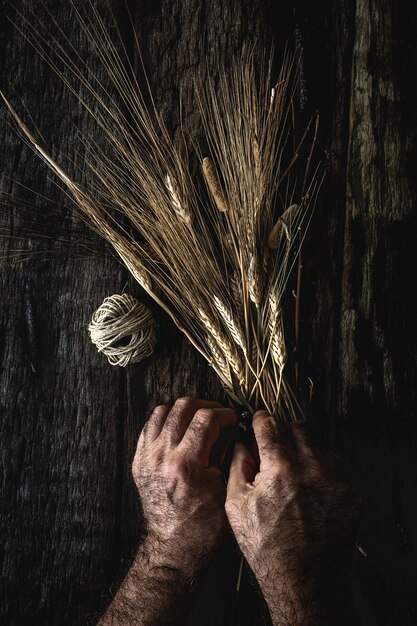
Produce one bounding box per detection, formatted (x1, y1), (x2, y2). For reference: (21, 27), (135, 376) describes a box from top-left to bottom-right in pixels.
(298, 1), (417, 624)
(339, 2), (417, 624)
(1, 0), (416, 625)
(0, 3), (128, 625)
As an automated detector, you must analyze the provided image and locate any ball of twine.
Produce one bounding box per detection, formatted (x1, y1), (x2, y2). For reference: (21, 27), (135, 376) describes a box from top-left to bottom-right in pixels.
(88, 294), (157, 367)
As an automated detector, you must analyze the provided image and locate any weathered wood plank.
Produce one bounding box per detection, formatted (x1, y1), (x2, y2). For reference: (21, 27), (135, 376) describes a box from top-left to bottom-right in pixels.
(297, 1), (417, 624)
(339, 1), (417, 624)
(0, 2), (127, 624)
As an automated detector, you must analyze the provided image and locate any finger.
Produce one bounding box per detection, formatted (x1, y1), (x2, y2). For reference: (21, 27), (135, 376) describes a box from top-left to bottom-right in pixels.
(141, 404), (171, 443)
(134, 405), (170, 475)
(162, 397), (223, 444)
(133, 405), (170, 477)
(252, 410), (294, 471)
(226, 442), (257, 500)
(178, 407), (238, 467)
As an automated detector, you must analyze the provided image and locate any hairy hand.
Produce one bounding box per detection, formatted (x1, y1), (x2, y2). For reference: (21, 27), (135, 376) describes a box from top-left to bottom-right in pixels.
(225, 412), (362, 624)
(132, 397), (237, 581)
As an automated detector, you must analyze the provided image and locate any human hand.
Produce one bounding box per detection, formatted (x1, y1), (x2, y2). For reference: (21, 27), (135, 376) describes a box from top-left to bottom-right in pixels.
(225, 412), (362, 625)
(132, 397), (238, 582)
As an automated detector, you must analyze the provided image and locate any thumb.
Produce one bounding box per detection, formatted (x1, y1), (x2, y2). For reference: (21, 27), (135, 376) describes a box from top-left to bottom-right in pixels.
(227, 442), (257, 500)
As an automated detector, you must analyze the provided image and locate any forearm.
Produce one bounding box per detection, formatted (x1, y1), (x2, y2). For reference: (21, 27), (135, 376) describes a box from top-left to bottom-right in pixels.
(98, 539), (192, 626)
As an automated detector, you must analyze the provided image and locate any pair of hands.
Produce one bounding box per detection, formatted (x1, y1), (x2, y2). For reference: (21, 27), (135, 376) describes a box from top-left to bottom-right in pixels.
(132, 398), (362, 623)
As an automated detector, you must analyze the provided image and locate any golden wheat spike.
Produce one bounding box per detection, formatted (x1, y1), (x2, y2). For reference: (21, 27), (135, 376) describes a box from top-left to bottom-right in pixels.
(213, 295), (246, 354)
(198, 307), (245, 388)
(268, 293), (287, 370)
(165, 174), (192, 223)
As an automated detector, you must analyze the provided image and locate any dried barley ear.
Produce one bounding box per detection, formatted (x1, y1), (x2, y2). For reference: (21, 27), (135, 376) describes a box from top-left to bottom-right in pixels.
(268, 203), (299, 249)
(202, 157), (228, 212)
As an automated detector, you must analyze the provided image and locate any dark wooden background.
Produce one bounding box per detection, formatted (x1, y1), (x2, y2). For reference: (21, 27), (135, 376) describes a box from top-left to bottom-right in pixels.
(1, 1), (416, 624)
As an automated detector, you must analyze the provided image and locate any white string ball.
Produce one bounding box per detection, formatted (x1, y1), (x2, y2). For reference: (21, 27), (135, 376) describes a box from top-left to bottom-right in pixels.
(88, 294), (157, 367)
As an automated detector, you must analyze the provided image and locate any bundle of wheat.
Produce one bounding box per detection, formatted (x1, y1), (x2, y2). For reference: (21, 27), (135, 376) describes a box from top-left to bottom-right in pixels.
(0, 2), (322, 420)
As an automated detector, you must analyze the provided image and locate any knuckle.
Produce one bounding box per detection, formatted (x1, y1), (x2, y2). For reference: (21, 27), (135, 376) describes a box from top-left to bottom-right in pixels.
(174, 396), (195, 410)
(188, 409), (218, 440)
(194, 407), (216, 423)
(189, 421), (207, 438)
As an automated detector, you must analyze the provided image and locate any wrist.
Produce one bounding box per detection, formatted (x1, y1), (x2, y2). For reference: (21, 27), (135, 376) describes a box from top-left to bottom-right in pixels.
(244, 551), (323, 625)
(139, 533), (199, 587)
(260, 576), (321, 626)
(99, 537), (193, 626)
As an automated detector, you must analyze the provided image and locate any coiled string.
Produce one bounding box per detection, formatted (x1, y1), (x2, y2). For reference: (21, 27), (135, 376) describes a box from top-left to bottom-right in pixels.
(88, 294), (156, 367)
